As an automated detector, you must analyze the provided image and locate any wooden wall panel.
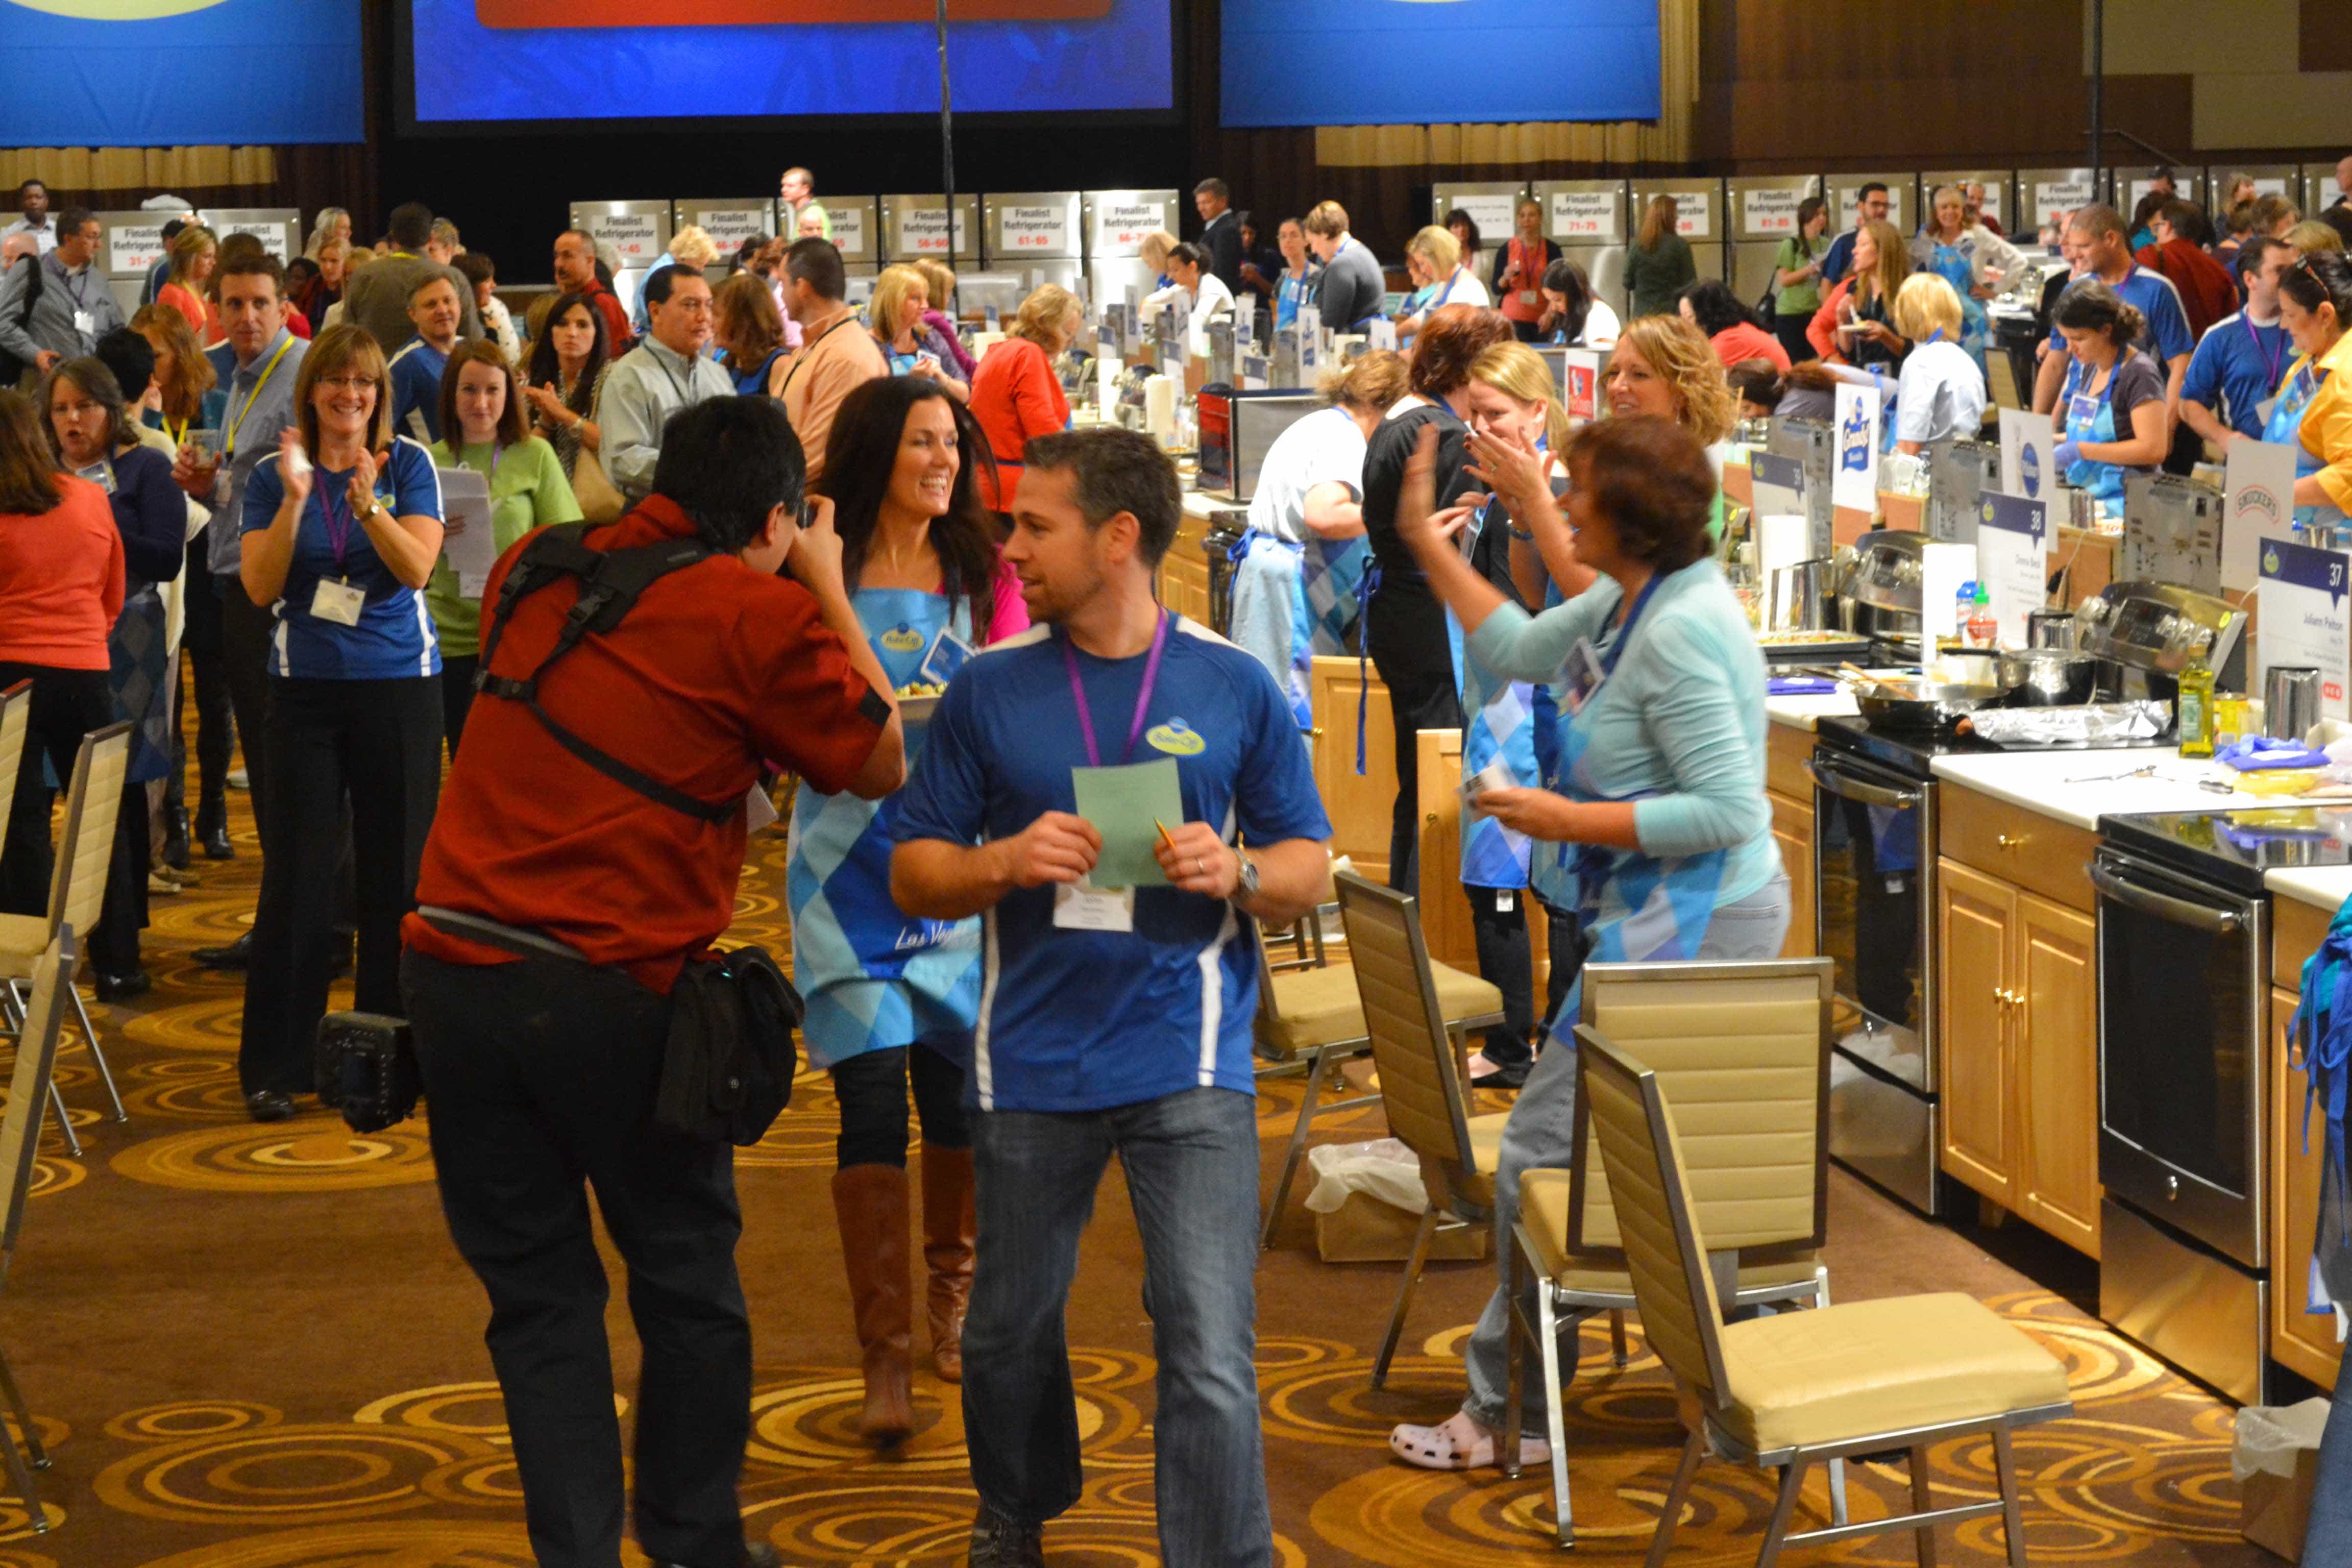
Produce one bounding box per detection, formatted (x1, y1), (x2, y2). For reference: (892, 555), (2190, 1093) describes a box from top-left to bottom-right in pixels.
(2302, 0), (2352, 72)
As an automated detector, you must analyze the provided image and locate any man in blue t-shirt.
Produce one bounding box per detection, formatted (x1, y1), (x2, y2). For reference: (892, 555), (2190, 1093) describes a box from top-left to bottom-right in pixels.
(1818, 181), (1890, 288)
(891, 428), (1331, 1568)
(2180, 236), (2295, 451)
(387, 274), (463, 446)
(2032, 204), (2194, 426)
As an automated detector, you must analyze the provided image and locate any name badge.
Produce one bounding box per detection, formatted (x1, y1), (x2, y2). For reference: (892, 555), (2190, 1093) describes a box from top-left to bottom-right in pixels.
(1518, 289), (1541, 309)
(920, 628), (974, 687)
(2067, 392), (2099, 428)
(1562, 636), (1606, 715)
(2257, 396), (2280, 428)
(72, 309), (94, 335)
(1052, 878), (1135, 933)
(310, 577), (365, 627)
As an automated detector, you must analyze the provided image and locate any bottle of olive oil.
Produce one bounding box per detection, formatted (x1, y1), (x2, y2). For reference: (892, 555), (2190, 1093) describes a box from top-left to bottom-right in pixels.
(2177, 652), (2216, 759)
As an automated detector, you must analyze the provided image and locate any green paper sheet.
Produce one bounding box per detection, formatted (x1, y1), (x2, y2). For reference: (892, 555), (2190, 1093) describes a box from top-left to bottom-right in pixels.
(1071, 758), (1185, 889)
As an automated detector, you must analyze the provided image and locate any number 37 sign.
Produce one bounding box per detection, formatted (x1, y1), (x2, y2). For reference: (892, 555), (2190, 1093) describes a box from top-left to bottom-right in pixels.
(2258, 537), (2352, 721)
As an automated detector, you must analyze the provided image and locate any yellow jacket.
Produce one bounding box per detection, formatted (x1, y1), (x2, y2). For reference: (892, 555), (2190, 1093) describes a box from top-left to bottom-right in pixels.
(2301, 331), (2352, 511)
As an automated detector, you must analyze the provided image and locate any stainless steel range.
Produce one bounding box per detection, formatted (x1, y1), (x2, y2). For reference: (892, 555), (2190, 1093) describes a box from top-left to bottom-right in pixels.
(1810, 715), (2002, 1216)
(2086, 806), (2352, 1405)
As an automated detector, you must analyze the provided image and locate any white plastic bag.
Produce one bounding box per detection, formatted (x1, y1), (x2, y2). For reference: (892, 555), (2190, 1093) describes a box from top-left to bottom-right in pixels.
(2232, 1397), (2332, 1483)
(1304, 1138), (1429, 1216)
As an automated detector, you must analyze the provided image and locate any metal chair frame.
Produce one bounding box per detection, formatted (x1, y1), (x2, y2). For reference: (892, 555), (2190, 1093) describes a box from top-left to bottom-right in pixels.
(1578, 1028), (2070, 1568)
(0, 725), (134, 1157)
(0, 928), (78, 1528)
(1501, 958), (1846, 1546)
(1331, 872), (1507, 1387)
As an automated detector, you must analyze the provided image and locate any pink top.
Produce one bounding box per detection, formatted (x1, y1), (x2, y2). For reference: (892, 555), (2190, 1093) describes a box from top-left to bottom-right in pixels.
(985, 556), (1031, 645)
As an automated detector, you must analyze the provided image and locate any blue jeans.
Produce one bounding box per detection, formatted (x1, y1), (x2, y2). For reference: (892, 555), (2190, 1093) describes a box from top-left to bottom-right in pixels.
(963, 1085), (1271, 1568)
(2311, 1338), (2352, 1564)
(1460, 876), (1793, 1433)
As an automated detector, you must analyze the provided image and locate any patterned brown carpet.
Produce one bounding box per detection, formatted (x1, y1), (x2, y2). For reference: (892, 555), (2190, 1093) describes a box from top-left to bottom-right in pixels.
(0, 730), (2291, 1565)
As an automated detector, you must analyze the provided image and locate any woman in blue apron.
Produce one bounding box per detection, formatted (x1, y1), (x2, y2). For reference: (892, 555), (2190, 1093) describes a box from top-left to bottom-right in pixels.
(1272, 218), (1318, 335)
(42, 357), (185, 999)
(1227, 352), (1406, 727)
(2050, 281), (2172, 524)
(2277, 253), (2352, 530)
(1398, 226), (1489, 345)
(1384, 411), (1786, 1474)
(869, 266), (970, 402)
(1448, 342), (1573, 1090)
(1911, 185), (2027, 380)
(791, 378), (1026, 1443)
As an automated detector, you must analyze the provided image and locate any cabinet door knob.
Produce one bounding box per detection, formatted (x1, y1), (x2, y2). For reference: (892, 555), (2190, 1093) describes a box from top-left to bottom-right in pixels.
(1996, 832), (2027, 850)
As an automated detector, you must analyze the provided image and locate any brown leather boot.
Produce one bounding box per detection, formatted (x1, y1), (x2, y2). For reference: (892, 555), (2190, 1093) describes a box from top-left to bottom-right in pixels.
(832, 1164), (915, 1443)
(920, 1146), (976, 1383)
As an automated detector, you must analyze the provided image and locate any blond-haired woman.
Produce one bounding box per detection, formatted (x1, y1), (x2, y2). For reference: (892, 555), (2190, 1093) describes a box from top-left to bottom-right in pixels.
(234, 323), (446, 1123)
(1446, 340), (1575, 1088)
(870, 265), (969, 403)
(157, 226), (221, 346)
(1138, 229), (1180, 289)
(968, 283), (1080, 517)
(1399, 225), (1490, 343)
(1625, 194), (1698, 318)
(1891, 273), (1987, 453)
(910, 258), (977, 380)
(1229, 348), (1410, 722)
(1806, 218), (1912, 373)
(303, 207), (352, 262)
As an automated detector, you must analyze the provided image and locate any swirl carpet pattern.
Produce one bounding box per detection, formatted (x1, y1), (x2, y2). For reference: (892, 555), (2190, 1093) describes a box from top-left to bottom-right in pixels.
(0, 750), (2303, 1564)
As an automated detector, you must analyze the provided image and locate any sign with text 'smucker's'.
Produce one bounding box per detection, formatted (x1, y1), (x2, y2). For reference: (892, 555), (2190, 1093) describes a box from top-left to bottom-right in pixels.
(1221, 0), (1659, 127)
(0, 1), (363, 144)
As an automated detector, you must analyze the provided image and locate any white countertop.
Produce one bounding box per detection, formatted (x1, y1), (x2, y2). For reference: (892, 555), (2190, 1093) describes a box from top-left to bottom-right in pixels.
(2267, 866), (2352, 914)
(1766, 691), (1859, 731)
(1928, 748), (2274, 833)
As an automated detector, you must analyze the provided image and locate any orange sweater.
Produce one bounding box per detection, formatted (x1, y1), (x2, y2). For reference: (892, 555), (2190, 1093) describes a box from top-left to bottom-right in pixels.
(0, 478), (127, 671)
(969, 337), (1070, 512)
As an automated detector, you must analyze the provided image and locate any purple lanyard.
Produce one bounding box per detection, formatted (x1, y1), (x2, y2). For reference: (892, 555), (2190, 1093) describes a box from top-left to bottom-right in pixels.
(2246, 315), (2285, 393)
(1062, 612), (1172, 768)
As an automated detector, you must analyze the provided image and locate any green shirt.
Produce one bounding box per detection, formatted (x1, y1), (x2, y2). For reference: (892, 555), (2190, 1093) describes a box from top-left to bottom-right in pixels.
(424, 435), (583, 657)
(1774, 234), (1829, 317)
(1624, 233), (1698, 320)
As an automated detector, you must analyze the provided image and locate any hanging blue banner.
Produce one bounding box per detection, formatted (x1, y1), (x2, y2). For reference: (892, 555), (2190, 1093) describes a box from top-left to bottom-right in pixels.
(0, 1), (364, 145)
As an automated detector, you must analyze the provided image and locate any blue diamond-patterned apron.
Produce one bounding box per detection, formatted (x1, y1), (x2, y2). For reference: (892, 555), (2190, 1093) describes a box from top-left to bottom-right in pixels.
(1921, 239), (1992, 378)
(788, 585), (983, 1071)
(1228, 529), (1370, 730)
(1538, 579), (1729, 1038)
(2269, 354), (2348, 532)
(1446, 500), (1538, 891)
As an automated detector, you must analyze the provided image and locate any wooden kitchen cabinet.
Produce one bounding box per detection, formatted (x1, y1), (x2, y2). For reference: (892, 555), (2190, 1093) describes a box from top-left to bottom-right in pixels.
(1309, 655), (1394, 887)
(1769, 789), (1815, 960)
(1940, 858), (2019, 1209)
(2270, 985), (2338, 1391)
(1158, 513), (1213, 625)
(1936, 839), (2103, 1256)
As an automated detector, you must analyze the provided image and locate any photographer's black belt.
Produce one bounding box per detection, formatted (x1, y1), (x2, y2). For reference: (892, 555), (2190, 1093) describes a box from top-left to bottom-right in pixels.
(419, 906), (589, 965)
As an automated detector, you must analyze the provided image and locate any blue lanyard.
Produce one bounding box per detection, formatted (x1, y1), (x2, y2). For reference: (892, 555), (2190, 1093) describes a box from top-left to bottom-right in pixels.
(1598, 572), (1664, 680)
(1062, 612), (1173, 768)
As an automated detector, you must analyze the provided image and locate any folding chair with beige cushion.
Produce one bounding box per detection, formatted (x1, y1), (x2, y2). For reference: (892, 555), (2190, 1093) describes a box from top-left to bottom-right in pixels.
(1503, 959), (1845, 1547)
(1255, 906), (1505, 1250)
(0, 724), (133, 1157)
(0, 683), (32, 837)
(0, 928), (78, 1527)
(1331, 871), (1509, 1385)
(1577, 1027), (2072, 1568)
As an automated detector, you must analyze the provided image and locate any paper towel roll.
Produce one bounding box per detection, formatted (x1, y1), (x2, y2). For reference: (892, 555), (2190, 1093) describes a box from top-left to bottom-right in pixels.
(1097, 356), (1123, 418)
(1144, 375), (1177, 446)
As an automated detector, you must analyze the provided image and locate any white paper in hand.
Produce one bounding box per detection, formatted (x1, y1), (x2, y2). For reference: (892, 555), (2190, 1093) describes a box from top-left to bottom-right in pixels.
(435, 465), (498, 599)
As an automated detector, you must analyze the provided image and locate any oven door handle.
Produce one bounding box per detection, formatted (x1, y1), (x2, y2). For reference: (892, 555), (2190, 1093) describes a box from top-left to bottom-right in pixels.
(2088, 860), (2244, 933)
(1804, 758), (1919, 810)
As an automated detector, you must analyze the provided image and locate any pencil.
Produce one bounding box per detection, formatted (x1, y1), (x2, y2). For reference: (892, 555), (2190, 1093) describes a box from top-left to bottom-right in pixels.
(1155, 819), (1179, 854)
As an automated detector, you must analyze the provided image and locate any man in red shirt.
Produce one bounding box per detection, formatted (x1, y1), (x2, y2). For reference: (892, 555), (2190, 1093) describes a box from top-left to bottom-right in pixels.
(554, 227), (632, 353)
(401, 396), (902, 1568)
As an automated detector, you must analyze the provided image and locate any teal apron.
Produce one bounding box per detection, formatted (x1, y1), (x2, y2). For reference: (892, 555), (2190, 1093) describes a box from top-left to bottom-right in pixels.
(1445, 496), (1539, 892)
(1229, 530), (1370, 730)
(2268, 356), (2348, 531)
(787, 586), (983, 1070)
(2062, 355), (2133, 522)
(1922, 239), (1992, 379)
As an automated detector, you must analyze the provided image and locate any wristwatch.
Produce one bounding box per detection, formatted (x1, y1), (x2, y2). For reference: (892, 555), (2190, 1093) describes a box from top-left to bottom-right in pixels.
(1232, 850), (1261, 905)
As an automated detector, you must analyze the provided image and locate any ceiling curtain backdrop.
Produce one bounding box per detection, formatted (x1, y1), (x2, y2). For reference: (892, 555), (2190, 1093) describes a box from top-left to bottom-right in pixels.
(0, 144), (375, 248)
(1312, 0), (1699, 169)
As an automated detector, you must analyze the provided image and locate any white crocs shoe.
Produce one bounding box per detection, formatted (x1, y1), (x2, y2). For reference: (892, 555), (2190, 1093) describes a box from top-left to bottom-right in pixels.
(1389, 1411), (1551, 1471)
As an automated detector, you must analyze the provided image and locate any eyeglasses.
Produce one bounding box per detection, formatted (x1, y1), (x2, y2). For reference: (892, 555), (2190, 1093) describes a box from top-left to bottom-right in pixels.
(317, 375), (379, 391)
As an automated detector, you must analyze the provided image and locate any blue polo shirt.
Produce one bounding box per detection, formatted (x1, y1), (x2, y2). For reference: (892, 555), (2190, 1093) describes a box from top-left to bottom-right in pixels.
(241, 436), (445, 680)
(892, 617), (1331, 1114)
(387, 338), (449, 446)
(1819, 228), (1861, 287)
(2180, 310), (2292, 437)
(2047, 266), (2193, 364)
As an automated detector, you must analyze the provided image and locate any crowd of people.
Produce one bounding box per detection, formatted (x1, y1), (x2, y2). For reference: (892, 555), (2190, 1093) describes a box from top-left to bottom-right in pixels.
(0, 150), (2350, 1568)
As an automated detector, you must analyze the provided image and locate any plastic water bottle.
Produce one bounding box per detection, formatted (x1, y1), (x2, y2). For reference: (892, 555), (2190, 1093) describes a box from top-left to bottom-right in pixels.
(1953, 580), (1978, 645)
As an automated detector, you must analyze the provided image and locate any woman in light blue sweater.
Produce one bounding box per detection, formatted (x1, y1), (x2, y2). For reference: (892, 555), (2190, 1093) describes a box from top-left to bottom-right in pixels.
(1388, 413), (1786, 1474)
